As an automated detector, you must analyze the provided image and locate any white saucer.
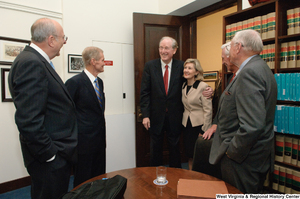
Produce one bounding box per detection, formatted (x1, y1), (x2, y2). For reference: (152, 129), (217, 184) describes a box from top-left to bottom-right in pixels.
(153, 179), (168, 185)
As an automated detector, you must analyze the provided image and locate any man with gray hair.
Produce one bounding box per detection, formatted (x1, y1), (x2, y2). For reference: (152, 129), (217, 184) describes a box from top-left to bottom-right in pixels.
(209, 29), (277, 193)
(8, 18), (77, 198)
(65, 46), (106, 187)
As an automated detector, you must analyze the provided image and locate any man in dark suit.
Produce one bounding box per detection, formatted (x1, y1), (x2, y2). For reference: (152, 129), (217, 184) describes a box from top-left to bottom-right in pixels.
(8, 18), (77, 199)
(140, 36), (183, 167)
(209, 29), (277, 193)
(65, 46), (106, 187)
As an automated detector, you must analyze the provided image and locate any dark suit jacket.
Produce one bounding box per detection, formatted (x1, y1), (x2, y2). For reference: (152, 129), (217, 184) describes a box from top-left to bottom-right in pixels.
(140, 58), (184, 135)
(8, 46), (78, 167)
(210, 55), (277, 172)
(65, 71), (106, 154)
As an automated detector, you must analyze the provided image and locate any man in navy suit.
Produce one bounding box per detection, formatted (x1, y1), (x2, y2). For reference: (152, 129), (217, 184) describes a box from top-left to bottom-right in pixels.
(65, 46), (106, 187)
(209, 29), (277, 193)
(8, 18), (77, 199)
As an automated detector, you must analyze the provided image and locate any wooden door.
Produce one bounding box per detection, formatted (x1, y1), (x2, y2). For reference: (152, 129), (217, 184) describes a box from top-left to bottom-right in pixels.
(133, 13), (190, 167)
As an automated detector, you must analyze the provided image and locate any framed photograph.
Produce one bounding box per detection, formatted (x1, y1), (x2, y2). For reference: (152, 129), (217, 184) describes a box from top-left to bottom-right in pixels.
(203, 71), (219, 82)
(0, 36), (30, 65)
(1, 68), (12, 102)
(68, 54), (84, 73)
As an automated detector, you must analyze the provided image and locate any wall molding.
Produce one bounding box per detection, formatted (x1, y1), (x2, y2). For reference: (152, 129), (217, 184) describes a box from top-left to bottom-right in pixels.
(0, 176), (31, 194)
(0, 1), (62, 19)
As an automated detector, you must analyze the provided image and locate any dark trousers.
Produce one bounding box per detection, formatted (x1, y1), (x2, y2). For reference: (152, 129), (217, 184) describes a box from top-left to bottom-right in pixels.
(73, 149), (106, 187)
(150, 113), (181, 168)
(27, 154), (71, 199)
(192, 137), (222, 179)
(220, 155), (268, 193)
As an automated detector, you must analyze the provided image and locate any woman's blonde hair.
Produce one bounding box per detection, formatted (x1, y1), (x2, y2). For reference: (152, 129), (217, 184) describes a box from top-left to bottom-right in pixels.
(184, 58), (203, 81)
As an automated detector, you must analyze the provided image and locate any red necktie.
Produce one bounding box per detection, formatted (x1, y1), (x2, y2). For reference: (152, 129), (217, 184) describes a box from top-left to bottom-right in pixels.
(163, 65), (169, 95)
(230, 73), (236, 83)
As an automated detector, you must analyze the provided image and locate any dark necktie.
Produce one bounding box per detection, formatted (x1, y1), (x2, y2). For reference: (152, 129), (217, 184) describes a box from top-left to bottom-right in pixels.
(94, 78), (103, 108)
(163, 65), (169, 95)
(230, 73), (236, 83)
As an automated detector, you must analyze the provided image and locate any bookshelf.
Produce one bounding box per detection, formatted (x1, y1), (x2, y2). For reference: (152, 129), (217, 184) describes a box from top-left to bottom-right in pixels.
(222, 0), (300, 194)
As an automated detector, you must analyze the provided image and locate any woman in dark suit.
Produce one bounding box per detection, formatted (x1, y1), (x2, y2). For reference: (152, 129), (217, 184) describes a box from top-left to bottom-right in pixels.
(182, 58), (212, 169)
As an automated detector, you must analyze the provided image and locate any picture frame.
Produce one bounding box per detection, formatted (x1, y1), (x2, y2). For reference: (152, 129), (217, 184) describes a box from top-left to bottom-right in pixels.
(0, 36), (30, 65)
(68, 54), (84, 73)
(203, 71), (219, 82)
(1, 68), (12, 102)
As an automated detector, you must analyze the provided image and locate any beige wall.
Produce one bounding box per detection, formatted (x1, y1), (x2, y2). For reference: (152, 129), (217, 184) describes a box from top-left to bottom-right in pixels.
(197, 6), (237, 88)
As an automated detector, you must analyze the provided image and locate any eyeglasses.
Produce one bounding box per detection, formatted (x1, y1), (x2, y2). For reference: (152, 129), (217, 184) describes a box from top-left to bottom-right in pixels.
(159, 46), (172, 51)
(225, 42), (244, 51)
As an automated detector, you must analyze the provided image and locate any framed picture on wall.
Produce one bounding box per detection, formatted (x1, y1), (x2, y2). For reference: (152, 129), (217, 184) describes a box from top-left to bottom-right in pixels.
(203, 71), (219, 82)
(0, 36), (30, 65)
(1, 68), (12, 102)
(68, 54), (84, 73)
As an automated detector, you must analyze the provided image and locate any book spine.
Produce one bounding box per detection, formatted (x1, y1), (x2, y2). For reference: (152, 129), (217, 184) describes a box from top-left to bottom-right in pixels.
(292, 170), (300, 194)
(274, 105), (278, 132)
(291, 73), (296, 101)
(275, 134), (285, 162)
(288, 41), (297, 68)
(297, 40), (300, 68)
(242, 19), (248, 31)
(294, 7), (300, 34)
(279, 166), (287, 193)
(289, 106), (295, 135)
(281, 42), (288, 69)
(274, 74), (281, 100)
(286, 168), (293, 194)
(287, 9), (295, 35)
(254, 16), (262, 36)
(226, 24), (231, 43)
(292, 138), (298, 165)
(296, 107), (300, 136)
(284, 136), (292, 163)
(267, 12), (275, 38)
(286, 73), (291, 101)
(261, 15), (267, 40)
(273, 164), (279, 191)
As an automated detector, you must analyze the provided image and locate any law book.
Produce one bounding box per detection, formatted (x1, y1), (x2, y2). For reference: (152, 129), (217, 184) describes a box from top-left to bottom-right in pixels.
(274, 105), (278, 132)
(286, 168), (293, 194)
(279, 166), (287, 193)
(290, 73), (296, 101)
(270, 44), (275, 69)
(275, 135), (285, 162)
(285, 73), (291, 101)
(280, 42), (288, 69)
(267, 44), (272, 68)
(298, 138), (300, 166)
(284, 136), (292, 163)
(296, 40), (300, 67)
(289, 106), (295, 135)
(231, 23), (237, 40)
(292, 170), (300, 194)
(262, 45), (268, 66)
(296, 74), (300, 101)
(277, 105), (283, 132)
(281, 73), (286, 101)
(261, 15), (268, 39)
(242, 19), (248, 30)
(287, 8), (295, 35)
(274, 74), (281, 100)
(236, 21), (242, 32)
(284, 105), (289, 133)
(273, 164), (279, 191)
(288, 41), (297, 68)
(247, 18), (254, 30)
(267, 12), (276, 38)
(225, 24), (231, 43)
(292, 138), (298, 165)
(295, 107), (300, 136)
(295, 7), (300, 34)
(254, 16), (262, 36)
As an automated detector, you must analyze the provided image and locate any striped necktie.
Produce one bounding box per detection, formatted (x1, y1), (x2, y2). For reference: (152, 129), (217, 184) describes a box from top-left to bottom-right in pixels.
(94, 78), (103, 108)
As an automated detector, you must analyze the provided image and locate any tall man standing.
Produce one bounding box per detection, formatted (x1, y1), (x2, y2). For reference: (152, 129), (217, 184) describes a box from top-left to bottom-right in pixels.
(209, 29), (277, 193)
(65, 46), (106, 187)
(140, 36), (184, 168)
(8, 18), (77, 199)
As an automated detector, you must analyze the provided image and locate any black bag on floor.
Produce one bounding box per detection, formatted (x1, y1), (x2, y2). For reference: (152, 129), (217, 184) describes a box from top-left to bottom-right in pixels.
(62, 175), (127, 199)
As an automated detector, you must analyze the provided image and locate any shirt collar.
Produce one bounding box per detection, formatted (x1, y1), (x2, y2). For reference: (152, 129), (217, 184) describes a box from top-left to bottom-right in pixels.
(236, 54), (257, 76)
(84, 69), (97, 85)
(161, 59), (172, 70)
(30, 43), (51, 64)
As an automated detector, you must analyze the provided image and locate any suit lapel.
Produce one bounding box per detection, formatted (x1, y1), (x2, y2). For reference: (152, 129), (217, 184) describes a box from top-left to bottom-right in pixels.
(154, 60), (166, 95)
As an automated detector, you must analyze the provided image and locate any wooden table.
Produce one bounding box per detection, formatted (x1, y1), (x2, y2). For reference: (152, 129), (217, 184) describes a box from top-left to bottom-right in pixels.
(74, 167), (242, 198)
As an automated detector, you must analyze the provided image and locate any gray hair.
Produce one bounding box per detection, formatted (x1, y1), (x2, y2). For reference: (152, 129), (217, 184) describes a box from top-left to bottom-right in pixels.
(159, 36), (178, 49)
(221, 42), (231, 56)
(184, 58), (203, 81)
(232, 29), (263, 53)
(31, 18), (57, 43)
(82, 46), (103, 66)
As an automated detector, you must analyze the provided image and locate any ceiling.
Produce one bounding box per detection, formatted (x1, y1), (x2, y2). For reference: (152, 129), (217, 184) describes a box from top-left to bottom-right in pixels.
(168, 0), (222, 16)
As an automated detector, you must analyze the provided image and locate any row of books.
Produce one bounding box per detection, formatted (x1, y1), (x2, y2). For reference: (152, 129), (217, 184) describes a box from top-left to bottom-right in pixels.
(225, 12), (275, 43)
(273, 163), (300, 194)
(274, 105), (300, 135)
(287, 7), (300, 36)
(274, 73), (300, 101)
(260, 44), (275, 69)
(280, 41), (300, 69)
(275, 135), (299, 165)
